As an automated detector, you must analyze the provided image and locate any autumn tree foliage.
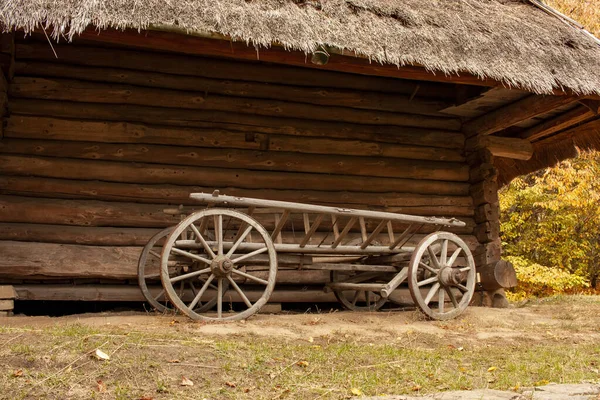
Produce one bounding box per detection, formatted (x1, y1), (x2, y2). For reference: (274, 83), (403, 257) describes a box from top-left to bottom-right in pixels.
(500, 149), (600, 297)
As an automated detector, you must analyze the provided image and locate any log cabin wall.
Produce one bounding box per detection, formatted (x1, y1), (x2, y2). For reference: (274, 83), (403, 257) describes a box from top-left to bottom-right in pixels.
(0, 34), (479, 296)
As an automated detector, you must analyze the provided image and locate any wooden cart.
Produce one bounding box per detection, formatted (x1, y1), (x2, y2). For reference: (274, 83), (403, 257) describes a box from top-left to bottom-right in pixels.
(138, 192), (476, 321)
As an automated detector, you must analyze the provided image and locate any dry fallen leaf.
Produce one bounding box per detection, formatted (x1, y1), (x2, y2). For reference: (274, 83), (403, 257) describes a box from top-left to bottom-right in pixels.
(350, 388), (363, 396)
(296, 360), (309, 368)
(97, 379), (107, 393)
(167, 359), (181, 364)
(94, 349), (110, 361)
(12, 370), (23, 377)
(225, 381), (236, 388)
(308, 337), (314, 343)
(180, 376), (194, 386)
(412, 385), (422, 391)
(487, 366), (497, 372)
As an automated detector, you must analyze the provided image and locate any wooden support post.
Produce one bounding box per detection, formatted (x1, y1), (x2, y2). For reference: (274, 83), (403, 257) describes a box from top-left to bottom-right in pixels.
(467, 147), (509, 308)
(0, 285), (16, 317)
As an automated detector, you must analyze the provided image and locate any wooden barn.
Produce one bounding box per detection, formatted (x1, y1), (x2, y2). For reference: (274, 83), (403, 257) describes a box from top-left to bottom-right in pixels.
(0, 0), (599, 313)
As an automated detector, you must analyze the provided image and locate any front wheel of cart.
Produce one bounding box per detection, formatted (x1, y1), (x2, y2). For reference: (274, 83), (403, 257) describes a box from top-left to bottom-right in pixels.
(160, 209), (277, 321)
(408, 232), (476, 320)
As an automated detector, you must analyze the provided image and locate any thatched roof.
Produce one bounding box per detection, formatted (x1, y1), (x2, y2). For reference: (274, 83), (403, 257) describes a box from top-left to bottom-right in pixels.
(1, 0), (600, 96)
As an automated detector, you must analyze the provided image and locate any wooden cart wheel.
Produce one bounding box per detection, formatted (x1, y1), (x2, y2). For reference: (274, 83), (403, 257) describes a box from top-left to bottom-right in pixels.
(330, 271), (388, 311)
(161, 209), (277, 321)
(408, 232), (476, 320)
(138, 227), (219, 313)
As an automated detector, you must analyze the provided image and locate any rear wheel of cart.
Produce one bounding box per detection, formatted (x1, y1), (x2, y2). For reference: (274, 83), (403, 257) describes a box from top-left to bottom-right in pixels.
(160, 209), (277, 321)
(408, 232), (476, 320)
(330, 271), (389, 311)
(138, 227), (220, 313)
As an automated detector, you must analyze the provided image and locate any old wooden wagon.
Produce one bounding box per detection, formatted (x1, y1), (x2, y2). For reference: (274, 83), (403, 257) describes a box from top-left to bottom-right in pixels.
(0, 0), (599, 314)
(138, 192), (476, 320)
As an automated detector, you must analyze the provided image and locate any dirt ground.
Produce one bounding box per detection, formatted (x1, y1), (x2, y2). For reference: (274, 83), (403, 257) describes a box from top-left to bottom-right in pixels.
(1, 296), (600, 399)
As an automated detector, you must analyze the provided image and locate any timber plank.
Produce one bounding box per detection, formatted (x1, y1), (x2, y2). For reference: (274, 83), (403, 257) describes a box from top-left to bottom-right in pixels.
(0, 138), (470, 181)
(10, 99), (464, 146)
(0, 223), (475, 247)
(0, 241), (143, 279)
(5, 115), (465, 161)
(0, 155), (471, 194)
(15, 61), (453, 115)
(9, 77), (462, 129)
(16, 41), (460, 98)
(0, 195), (474, 230)
(0, 176), (473, 208)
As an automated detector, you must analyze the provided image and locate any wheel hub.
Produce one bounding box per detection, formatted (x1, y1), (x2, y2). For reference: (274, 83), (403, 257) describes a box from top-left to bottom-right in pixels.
(211, 255), (234, 277)
(438, 266), (464, 286)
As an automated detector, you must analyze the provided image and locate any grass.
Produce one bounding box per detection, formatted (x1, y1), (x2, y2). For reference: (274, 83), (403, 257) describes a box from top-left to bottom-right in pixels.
(0, 319), (599, 399)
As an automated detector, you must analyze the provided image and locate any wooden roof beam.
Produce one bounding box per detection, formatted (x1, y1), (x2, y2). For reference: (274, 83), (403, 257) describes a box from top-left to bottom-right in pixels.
(520, 101), (600, 142)
(462, 94), (580, 137)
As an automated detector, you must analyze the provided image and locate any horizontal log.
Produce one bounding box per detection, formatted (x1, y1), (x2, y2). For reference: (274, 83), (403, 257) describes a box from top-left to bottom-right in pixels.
(0, 138), (469, 181)
(75, 28), (500, 89)
(0, 223), (477, 247)
(473, 239), (502, 267)
(10, 77), (461, 129)
(14, 284), (340, 303)
(15, 61), (453, 115)
(0, 223), (158, 246)
(0, 176), (473, 208)
(478, 260), (518, 291)
(465, 136), (533, 160)
(0, 155), (471, 194)
(9, 99), (464, 148)
(0, 195), (474, 231)
(5, 115), (465, 162)
(12, 283), (437, 305)
(0, 241), (142, 279)
(16, 41), (460, 99)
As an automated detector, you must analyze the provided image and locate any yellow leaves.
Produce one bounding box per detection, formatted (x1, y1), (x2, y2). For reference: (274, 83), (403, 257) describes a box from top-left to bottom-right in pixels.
(350, 388), (363, 396)
(487, 366), (497, 372)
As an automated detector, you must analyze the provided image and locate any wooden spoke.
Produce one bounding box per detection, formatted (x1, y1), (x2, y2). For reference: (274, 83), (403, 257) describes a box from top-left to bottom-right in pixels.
(227, 276), (253, 308)
(188, 274), (215, 310)
(445, 287), (459, 308)
(215, 214), (223, 256)
(427, 246), (441, 269)
(417, 276), (439, 287)
(438, 289), (445, 313)
(419, 261), (438, 274)
(149, 250), (161, 259)
(231, 246), (268, 264)
(189, 223), (216, 259)
(154, 289), (165, 301)
(226, 225), (253, 257)
(170, 248), (212, 265)
(351, 290), (361, 306)
(423, 282), (440, 305)
(459, 267), (471, 272)
(456, 283), (469, 292)
(169, 267), (211, 283)
(231, 269), (269, 285)
(440, 239), (448, 266)
(217, 278), (223, 319)
(448, 248), (462, 266)
(144, 273), (160, 279)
